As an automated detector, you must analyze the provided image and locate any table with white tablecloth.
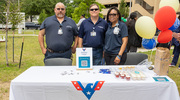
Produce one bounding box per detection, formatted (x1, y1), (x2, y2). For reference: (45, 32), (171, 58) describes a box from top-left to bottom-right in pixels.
(10, 66), (180, 100)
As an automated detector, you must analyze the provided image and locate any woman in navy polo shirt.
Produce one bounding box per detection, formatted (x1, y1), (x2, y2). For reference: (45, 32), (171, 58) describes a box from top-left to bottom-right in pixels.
(104, 7), (128, 65)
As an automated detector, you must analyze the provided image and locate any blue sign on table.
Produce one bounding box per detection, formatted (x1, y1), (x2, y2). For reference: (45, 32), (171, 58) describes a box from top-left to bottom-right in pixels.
(153, 77), (169, 82)
(99, 69), (111, 74)
(79, 57), (90, 68)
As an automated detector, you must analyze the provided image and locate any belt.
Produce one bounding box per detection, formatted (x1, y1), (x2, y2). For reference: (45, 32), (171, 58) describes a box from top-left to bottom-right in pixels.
(47, 48), (70, 53)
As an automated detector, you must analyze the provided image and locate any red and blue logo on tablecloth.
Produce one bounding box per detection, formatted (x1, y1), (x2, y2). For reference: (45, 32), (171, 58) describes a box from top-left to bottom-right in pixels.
(71, 81), (105, 100)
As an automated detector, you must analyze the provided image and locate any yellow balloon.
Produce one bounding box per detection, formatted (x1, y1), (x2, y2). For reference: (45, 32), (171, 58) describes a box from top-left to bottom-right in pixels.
(135, 16), (156, 39)
(159, 0), (179, 12)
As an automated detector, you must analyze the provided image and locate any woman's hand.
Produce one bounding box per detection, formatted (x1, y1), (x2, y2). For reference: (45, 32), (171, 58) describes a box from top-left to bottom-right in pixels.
(114, 56), (120, 65)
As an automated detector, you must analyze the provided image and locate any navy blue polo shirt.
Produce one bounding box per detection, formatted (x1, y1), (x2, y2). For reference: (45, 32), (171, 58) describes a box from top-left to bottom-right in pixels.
(78, 17), (108, 48)
(40, 15), (78, 51)
(104, 21), (128, 54)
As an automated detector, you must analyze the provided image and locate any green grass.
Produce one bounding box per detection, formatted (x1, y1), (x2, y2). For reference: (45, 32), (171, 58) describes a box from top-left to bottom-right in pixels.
(0, 36), (44, 81)
(0, 29), (180, 95)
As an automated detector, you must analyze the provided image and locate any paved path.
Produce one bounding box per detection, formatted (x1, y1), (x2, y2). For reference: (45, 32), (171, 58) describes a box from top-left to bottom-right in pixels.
(137, 47), (156, 52)
(137, 46), (174, 52)
(0, 34), (38, 36)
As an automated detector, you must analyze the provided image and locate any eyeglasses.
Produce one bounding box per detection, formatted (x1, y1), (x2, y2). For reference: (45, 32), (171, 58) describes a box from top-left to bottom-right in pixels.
(57, 8), (65, 11)
(109, 13), (117, 17)
(90, 8), (99, 11)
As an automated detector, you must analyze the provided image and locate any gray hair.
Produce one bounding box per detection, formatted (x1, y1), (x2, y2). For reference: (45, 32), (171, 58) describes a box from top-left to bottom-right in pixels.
(89, 3), (99, 9)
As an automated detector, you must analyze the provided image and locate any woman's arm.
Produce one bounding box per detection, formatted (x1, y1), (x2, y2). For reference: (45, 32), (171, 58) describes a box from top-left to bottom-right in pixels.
(114, 36), (128, 65)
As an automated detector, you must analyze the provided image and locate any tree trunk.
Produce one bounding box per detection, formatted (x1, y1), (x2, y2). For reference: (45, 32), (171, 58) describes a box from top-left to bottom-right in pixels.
(30, 15), (33, 22)
(5, 0), (10, 66)
(13, 30), (14, 62)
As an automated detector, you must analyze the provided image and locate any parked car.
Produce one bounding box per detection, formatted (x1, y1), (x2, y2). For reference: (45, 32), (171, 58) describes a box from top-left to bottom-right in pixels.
(25, 22), (40, 30)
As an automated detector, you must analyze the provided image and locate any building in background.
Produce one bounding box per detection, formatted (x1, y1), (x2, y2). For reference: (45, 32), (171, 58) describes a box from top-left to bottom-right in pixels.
(96, 0), (180, 19)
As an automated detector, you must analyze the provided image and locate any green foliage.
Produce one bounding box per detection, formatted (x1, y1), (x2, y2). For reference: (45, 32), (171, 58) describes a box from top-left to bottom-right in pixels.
(21, 0), (71, 17)
(72, 0), (105, 23)
(9, 1), (24, 31)
(38, 9), (48, 24)
(0, 0), (7, 24)
(72, 2), (88, 23)
(66, 0), (82, 18)
(21, 0), (72, 23)
(0, 0), (24, 29)
(119, 0), (129, 18)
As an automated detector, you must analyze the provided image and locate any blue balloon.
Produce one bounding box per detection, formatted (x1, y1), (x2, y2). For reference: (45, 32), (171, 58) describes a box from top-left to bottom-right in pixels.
(169, 18), (180, 31)
(142, 38), (156, 49)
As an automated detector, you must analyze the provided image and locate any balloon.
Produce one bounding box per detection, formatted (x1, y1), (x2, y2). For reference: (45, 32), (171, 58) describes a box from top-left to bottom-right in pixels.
(154, 6), (176, 31)
(142, 38), (156, 49)
(158, 30), (173, 43)
(135, 16), (156, 39)
(159, 0), (179, 12)
(169, 18), (180, 31)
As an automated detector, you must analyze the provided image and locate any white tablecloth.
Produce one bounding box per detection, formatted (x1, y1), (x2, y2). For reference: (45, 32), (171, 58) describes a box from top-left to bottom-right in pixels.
(10, 66), (180, 100)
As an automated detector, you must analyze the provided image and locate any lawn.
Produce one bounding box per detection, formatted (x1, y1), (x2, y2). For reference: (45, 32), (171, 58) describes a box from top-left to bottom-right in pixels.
(0, 29), (180, 100)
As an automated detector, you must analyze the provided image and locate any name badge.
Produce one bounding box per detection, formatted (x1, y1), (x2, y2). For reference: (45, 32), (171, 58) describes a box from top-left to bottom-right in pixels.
(58, 28), (63, 35)
(113, 27), (119, 35)
(90, 30), (96, 36)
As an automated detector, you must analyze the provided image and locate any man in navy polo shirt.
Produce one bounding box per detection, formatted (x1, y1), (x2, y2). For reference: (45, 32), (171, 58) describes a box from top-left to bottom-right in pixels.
(78, 4), (108, 65)
(38, 2), (78, 63)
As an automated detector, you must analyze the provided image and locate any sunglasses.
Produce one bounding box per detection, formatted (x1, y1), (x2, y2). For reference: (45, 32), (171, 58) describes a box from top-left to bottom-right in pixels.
(109, 13), (117, 17)
(57, 8), (65, 11)
(90, 8), (99, 11)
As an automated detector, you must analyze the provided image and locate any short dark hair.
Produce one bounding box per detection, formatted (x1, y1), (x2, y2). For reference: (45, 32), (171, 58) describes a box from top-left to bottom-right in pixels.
(82, 14), (85, 18)
(107, 7), (121, 23)
(130, 12), (137, 19)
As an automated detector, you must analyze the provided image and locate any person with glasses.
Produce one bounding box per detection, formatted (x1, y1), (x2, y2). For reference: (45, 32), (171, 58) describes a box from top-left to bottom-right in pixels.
(104, 7), (128, 65)
(38, 2), (79, 63)
(78, 4), (108, 65)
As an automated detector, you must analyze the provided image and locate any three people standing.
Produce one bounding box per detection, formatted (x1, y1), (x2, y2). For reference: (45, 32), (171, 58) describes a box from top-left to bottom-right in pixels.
(39, 2), (129, 65)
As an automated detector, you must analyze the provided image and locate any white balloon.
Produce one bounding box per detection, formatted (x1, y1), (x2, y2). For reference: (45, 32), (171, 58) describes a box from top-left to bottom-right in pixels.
(135, 16), (156, 39)
(159, 0), (179, 12)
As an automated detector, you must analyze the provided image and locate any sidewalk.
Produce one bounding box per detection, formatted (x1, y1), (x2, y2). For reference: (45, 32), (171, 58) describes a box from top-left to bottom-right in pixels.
(137, 46), (174, 52)
(0, 34), (38, 36)
(137, 47), (156, 52)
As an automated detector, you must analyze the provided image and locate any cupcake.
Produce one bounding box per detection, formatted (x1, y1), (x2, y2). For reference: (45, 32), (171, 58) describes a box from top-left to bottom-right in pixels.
(115, 72), (120, 78)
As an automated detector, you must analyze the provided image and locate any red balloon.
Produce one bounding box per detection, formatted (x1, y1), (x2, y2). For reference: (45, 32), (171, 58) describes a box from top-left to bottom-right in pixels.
(158, 30), (173, 43)
(154, 6), (176, 31)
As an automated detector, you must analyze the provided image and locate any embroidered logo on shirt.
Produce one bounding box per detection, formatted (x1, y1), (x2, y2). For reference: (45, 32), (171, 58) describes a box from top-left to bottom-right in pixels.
(66, 25), (72, 28)
(98, 26), (104, 29)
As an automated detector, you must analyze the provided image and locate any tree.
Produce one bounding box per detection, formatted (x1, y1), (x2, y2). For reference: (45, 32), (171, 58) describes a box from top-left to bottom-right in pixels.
(9, 1), (24, 62)
(38, 9), (48, 24)
(2, 0), (11, 66)
(21, 0), (71, 23)
(66, 0), (82, 18)
(0, 0), (24, 66)
(119, 0), (129, 18)
(72, 0), (105, 23)
(0, 0), (7, 25)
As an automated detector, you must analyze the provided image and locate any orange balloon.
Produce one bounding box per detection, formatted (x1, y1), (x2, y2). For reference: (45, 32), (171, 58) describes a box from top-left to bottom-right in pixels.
(158, 30), (173, 43)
